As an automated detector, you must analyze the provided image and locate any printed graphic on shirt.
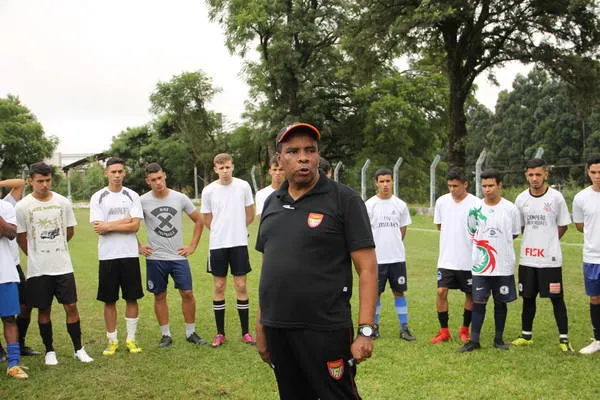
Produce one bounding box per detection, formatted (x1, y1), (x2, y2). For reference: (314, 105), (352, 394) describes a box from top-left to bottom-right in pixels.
(150, 206), (179, 238)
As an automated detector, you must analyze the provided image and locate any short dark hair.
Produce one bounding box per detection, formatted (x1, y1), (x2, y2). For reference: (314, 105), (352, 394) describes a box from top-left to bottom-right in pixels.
(480, 168), (503, 184)
(586, 154), (600, 169)
(29, 162), (52, 177)
(269, 155), (279, 168)
(525, 158), (546, 170)
(374, 168), (393, 180)
(447, 167), (466, 182)
(106, 157), (125, 168)
(319, 157), (331, 175)
(145, 163), (162, 175)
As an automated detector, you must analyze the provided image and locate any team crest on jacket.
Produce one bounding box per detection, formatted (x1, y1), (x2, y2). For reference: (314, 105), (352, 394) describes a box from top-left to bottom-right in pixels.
(327, 359), (344, 380)
(307, 213), (324, 228)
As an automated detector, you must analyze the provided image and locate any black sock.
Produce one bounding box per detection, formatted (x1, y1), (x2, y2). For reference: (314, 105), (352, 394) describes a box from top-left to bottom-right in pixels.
(237, 299), (250, 335)
(17, 316), (31, 347)
(38, 321), (54, 352)
(591, 303), (600, 340)
(67, 320), (82, 351)
(521, 297), (536, 338)
(213, 300), (225, 335)
(463, 309), (472, 327)
(470, 303), (487, 343)
(494, 301), (507, 343)
(438, 311), (449, 329)
(551, 297), (568, 335)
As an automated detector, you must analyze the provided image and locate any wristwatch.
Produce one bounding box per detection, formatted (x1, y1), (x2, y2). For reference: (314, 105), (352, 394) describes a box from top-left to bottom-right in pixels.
(357, 324), (378, 338)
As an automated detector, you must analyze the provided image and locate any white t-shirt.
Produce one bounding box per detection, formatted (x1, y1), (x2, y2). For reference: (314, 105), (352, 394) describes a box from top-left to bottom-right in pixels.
(255, 185), (276, 216)
(201, 177), (254, 250)
(16, 193), (76, 278)
(3, 193), (20, 266)
(516, 187), (571, 268)
(90, 186), (143, 260)
(434, 192), (479, 270)
(365, 195), (412, 263)
(0, 199), (18, 284)
(573, 186), (600, 264)
(467, 198), (520, 276)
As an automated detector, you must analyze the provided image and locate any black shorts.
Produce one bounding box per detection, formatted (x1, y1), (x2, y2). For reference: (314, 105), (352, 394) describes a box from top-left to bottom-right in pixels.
(437, 268), (472, 293)
(207, 246), (252, 277)
(472, 275), (517, 303)
(97, 257), (144, 303)
(378, 262), (407, 294)
(26, 273), (78, 309)
(264, 326), (361, 400)
(17, 264), (26, 305)
(518, 265), (564, 298)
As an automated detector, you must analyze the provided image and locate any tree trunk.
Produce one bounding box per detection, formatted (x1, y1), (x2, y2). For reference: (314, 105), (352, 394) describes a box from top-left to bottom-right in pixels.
(445, 33), (468, 170)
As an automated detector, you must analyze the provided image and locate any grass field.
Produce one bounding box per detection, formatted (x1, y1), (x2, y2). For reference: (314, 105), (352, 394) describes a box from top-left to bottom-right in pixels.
(1, 209), (598, 399)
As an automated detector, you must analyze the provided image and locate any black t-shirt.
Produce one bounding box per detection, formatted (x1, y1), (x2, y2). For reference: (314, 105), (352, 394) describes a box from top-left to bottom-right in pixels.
(256, 174), (375, 330)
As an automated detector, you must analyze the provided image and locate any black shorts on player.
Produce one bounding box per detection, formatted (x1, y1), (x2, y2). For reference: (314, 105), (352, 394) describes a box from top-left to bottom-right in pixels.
(437, 268), (472, 293)
(472, 275), (517, 303)
(97, 257), (144, 303)
(207, 246), (252, 277)
(518, 265), (564, 298)
(26, 273), (78, 309)
(378, 262), (407, 294)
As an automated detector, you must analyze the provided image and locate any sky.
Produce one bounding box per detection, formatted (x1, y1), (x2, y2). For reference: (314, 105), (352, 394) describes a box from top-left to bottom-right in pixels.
(1, 0), (529, 156)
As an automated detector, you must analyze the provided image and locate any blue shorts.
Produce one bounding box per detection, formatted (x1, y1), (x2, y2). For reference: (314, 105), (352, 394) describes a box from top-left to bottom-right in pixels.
(146, 259), (193, 294)
(472, 275), (517, 303)
(378, 262), (407, 294)
(583, 263), (600, 296)
(0, 282), (20, 317)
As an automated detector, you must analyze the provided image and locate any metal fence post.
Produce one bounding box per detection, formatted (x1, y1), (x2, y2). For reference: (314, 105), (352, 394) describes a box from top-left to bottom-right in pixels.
(429, 154), (441, 209)
(534, 147), (544, 159)
(194, 166), (199, 201)
(361, 159), (371, 201)
(250, 165), (258, 193)
(475, 149), (487, 198)
(393, 157), (403, 197)
(333, 161), (343, 182)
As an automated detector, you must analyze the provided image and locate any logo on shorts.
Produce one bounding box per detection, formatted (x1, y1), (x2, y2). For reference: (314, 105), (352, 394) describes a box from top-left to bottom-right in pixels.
(437, 271), (442, 281)
(467, 278), (472, 286)
(518, 283), (523, 292)
(147, 280), (154, 290)
(549, 282), (561, 294)
(499, 285), (509, 295)
(151, 206), (178, 238)
(307, 213), (324, 228)
(398, 276), (405, 285)
(327, 359), (344, 380)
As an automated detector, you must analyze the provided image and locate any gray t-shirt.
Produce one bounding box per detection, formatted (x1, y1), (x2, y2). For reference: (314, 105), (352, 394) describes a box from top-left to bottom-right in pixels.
(141, 189), (197, 260)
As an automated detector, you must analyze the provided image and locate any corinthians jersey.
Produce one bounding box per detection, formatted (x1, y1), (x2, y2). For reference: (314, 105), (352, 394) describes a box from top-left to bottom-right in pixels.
(467, 198), (520, 276)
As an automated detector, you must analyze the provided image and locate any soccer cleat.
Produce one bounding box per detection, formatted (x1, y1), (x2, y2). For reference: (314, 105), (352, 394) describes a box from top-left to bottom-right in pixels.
(6, 365), (28, 379)
(44, 351), (58, 365)
(559, 339), (575, 355)
(211, 334), (226, 348)
(400, 327), (416, 341)
(74, 347), (94, 363)
(242, 333), (256, 345)
(511, 336), (534, 346)
(158, 335), (173, 348)
(430, 328), (451, 344)
(126, 340), (142, 353)
(493, 339), (509, 350)
(0, 347), (6, 363)
(579, 339), (600, 355)
(102, 340), (119, 356)
(20, 346), (41, 356)
(457, 340), (481, 353)
(186, 332), (207, 345)
(458, 326), (470, 343)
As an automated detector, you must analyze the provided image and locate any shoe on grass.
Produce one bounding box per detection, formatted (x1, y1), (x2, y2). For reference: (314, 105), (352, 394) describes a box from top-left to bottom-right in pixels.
(186, 332), (207, 345)
(159, 335), (173, 348)
(458, 326), (470, 343)
(511, 336), (534, 346)
(457, 340), (481, 353)
(126, 340), (142, 353)
(74, 347), (94, 363)
(242, 333), (256, 345)
(103, 340), (119, 356)
(559, 339), (575, 354)
(44, 351), (58, 365)
(430, 328), (451, 344)
(6, 365), (28, 379)
(20, 346), (41, 356)
(493, 339), (509, 350)
(211, 334), (225, 348)
(400, 326), (416, 341)
(579, 339), (600, 355)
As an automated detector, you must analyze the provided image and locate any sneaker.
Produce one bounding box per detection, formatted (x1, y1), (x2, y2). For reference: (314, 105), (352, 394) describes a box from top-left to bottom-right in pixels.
(103, 340), (119, 356)
(430, 328), (451, 344)
(211, 334), (225, 347)
(493, 339), (510, 350)
(186, 332), (207, 345)
(400, 327), (416, 341)
(21, 346), (41, 356)
(457, 340), (481, 353)
(559, 339), (575, 354)
(126, 340), (142, 353)
(579, 339), (600, 355)
(44, 351), (58, 366)
(0, 347), (6, 363)
(242, 333), (256, 345)
(74, 347), (94, 363)
(6, 365), (28, 379)
(159, 335), (173, 348)
(511, 336), (534, 346)
(458, 326), (470, 343)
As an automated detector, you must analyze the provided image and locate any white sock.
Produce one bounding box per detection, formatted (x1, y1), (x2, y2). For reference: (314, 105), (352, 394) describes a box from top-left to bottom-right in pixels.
(107, 330), (118, 342)
(160, 324), (171, 337)
(125, 317), (138, 341)
(185, 323), (196, 338)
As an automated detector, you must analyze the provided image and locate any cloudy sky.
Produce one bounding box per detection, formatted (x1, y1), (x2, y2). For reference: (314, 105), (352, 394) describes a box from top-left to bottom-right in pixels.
(1, 0), (528, 155)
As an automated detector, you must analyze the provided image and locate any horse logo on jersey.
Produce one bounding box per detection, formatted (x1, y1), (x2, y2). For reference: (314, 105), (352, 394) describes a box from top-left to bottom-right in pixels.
(307, 213), (324, 228)
(327, 359), (344, 380)
(472, 239), (497, 274)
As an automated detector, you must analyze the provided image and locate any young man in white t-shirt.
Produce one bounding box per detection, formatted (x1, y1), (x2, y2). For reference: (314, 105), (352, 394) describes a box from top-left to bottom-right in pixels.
(573, 154), (600, 354)
(255, 156), (284, 218)
(90, 157), (144, 356)
(365, 168), (414, 340)
(431, 167), (478, 344)
(458, 169), (520, 353)
(16, 162), (93, 365)
(512, 158), (573, 353)
(201, 153), (255, 347)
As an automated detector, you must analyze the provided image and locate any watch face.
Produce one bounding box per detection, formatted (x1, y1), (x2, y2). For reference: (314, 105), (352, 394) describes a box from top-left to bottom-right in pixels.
(361, 326), (373, 337)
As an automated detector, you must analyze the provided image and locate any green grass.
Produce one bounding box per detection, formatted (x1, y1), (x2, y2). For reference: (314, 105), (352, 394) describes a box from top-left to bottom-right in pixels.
(1, 211), (598, 399)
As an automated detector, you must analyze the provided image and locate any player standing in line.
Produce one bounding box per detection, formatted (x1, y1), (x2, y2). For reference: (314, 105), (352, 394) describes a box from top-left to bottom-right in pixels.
(90, 157), (144, 355)
(201, 153), (256, 347)
(255, 156), (284, 218)
(318, 157), (333, 178)
(139, 163), (207, 347)
(16, 162), (93, 365)
(365, 168), (414, 340)
(458, 169), (520, 352)
(430, 168), (478, 344)
(573, 155), (600, 354)
(512, 159), (574, 353)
